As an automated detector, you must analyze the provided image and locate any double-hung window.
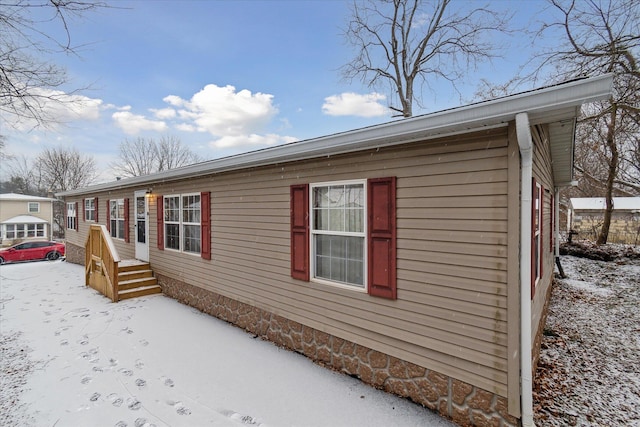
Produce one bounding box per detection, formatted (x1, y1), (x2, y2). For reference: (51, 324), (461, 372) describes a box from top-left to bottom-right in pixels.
(311, 181), (366, 289)
(163, 194), (201, 254)
(28, 202), (40, 213)
(67, 202), (77, 230)
(109, 199), (126, 239)
(291, 177), (396, 300)
(85, 198), (96, 222)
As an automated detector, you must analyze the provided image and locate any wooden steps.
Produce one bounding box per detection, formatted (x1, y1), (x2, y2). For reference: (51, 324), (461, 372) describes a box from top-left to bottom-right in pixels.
(117, 260), (162, 301)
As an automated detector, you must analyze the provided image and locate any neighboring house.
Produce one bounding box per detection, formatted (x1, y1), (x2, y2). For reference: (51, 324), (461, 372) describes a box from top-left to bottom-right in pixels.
(57, 75), (613, 427)
(569, 197), (640, 244)
(0, 193), (56, 246)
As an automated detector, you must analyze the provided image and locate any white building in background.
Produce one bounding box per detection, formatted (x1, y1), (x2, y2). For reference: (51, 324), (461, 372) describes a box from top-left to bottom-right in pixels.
(0, 193), (56, 245)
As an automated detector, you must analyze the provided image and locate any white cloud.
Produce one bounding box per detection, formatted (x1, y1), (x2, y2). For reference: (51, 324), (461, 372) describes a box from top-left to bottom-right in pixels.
(112, 111), (168, 134)
(151, 107), (177, 120)
(322, 92), (389, 117)
(1, 88), (103, 131)
(163, 84), (292, 150)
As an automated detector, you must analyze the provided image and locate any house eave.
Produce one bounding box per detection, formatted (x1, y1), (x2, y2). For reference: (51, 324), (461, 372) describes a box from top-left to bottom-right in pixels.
(57, 74), (614, 197)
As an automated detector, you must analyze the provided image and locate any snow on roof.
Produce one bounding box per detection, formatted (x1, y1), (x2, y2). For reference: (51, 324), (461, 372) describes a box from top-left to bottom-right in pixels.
(570, 197), (640, 211)
(1, 215), (49, 224)
(0, 193), (56, 202)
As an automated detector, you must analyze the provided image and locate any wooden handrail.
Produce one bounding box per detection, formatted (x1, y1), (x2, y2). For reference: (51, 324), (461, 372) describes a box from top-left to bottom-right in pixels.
(85, 224), (121, 302)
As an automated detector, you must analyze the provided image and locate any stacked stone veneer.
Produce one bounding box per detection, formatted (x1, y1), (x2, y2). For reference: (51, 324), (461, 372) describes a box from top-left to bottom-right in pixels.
(158, 273), (519, 427)
(65, 242), (85, 265)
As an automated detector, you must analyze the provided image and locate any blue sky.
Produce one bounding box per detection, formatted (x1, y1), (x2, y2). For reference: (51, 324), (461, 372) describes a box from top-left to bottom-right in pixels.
(1, 0), (549, 182)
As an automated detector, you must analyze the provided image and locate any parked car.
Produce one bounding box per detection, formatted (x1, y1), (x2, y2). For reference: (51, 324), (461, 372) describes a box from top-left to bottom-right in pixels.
(0, 241), (65, 265)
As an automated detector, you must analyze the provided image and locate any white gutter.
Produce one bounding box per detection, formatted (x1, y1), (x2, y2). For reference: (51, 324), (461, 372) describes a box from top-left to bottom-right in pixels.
(516, 112), (535, 427)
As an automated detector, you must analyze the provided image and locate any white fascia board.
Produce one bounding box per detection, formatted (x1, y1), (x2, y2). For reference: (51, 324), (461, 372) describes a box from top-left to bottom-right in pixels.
(57, 74), (613, 197)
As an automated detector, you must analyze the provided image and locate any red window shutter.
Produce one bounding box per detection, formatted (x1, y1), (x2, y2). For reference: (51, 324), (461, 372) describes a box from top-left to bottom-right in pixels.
(124, 198), (130, 243)
(290, 184), (309, 281)
(540, 184), (544, 281)
(94, 197), (99, 222)
(106, 200), (110, 232)
(531, 178), (538, 299)
(201, 191), (211, 260)
(367, 177), (397, 300)
(157, 196), (164, 250)
(550, 193), (555, 253)
(75, 202), (79, 230)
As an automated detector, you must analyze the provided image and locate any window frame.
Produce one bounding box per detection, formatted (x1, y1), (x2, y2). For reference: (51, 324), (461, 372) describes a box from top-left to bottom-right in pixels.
(532, 179), (543, 295)
(309, 179), (367, 292)
(6, 224), (15, 239)
(163, 193), (201, 255)
(109, 199), (126, 240)
(28, 202), (40, 213)
(84, 198), (96, 222)
(66, 202), (77, 230)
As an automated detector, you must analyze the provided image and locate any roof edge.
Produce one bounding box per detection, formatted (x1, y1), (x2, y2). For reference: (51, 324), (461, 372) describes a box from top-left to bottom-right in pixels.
(58, 74), (614, 197)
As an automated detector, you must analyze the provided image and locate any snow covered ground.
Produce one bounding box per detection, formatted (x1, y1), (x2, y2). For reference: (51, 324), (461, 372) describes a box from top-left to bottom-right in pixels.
(534, 253), (640, 426)
(0, 260), (454, 427)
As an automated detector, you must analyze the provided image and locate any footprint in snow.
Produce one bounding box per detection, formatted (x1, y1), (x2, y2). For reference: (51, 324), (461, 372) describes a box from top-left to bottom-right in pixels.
(114, 421), (127, 427)
(160, 376), (174, 387)
(108, 393), (123, 407)
(167, 400), (191, 416)
(127, 398), (142, 411)
(135, 360), (144, 369)
(138, 339), (149, 347)
(89, 392), (101, 402)
(118, 368), (133, 376)
(60, 339), (69, 346)
(109, 358), (118, 366)
(134, 417), (156, 427)
(226, 411), (261, 425)
(135, 378), (146, 388)
(81, 376), (92, 384)
(121, 326), (134, 334)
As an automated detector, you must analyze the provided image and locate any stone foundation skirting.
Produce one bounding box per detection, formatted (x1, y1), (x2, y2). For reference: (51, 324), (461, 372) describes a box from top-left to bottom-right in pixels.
(65, 242), (85, 265)
(158, 273), (519, 427)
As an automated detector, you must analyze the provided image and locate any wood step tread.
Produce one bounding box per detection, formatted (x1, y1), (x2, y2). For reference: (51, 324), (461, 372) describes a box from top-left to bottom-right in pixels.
(118, 285), (162, 301)
(119, 277), (157, 286)
(119, 284), (161, 294)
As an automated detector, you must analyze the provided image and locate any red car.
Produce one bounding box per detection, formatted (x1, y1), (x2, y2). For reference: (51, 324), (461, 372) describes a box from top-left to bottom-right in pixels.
(0, 241), (66, 265)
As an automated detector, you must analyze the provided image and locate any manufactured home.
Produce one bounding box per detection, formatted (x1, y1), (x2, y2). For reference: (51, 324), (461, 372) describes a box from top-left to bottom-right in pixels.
(58, 75), (613, 427)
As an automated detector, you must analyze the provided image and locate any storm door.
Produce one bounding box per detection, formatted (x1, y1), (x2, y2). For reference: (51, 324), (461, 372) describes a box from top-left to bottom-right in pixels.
(134, 190), (149, 262)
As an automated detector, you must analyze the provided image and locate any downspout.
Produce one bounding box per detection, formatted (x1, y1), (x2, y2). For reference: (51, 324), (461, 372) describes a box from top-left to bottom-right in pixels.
(516, 112), (535, 427)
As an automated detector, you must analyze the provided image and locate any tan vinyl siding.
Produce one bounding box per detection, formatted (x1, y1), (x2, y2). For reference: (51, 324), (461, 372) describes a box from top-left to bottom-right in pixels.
(0, 200), (53, 223)
(66, 127), (514, 397)
(139, 127), (510, 396)
(65, 191), (134, 260)
(531, 125), (556, 345)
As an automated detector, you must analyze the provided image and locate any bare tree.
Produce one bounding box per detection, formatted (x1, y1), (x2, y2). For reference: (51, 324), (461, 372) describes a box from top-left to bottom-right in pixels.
(36, 146), (98, 192)
(0, 0), (106, 128)
(156, 135), (202, 171)
(112, 137), (158, 177)
(6, 154), (44, 194)
(533, 0), (640, 244)
(111, 135), (203, 178)
(341, 0), (510, 117)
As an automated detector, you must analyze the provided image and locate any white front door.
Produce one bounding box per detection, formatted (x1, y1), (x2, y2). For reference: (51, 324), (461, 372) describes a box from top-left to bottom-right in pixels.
(134, 191), (149, 262)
